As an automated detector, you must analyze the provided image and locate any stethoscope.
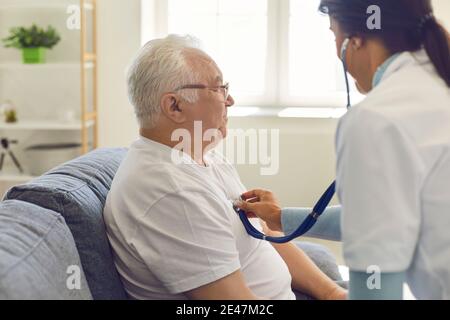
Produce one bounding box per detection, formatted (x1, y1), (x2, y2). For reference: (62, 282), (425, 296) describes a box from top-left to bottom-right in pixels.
(234, 38), (352, 243)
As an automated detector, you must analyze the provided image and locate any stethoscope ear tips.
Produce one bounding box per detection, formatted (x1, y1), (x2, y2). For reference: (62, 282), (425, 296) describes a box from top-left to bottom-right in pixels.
(340, 38), (350, 63)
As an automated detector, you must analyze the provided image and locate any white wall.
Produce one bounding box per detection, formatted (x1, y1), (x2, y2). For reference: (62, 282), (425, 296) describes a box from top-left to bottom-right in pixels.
(229, 117), (339, 206)
(433, 0), (450, 29)
(97, 0), (140, 147)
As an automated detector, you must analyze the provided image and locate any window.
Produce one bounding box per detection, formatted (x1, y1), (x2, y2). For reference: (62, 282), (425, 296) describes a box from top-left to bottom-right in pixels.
(142, 0), (364, 110)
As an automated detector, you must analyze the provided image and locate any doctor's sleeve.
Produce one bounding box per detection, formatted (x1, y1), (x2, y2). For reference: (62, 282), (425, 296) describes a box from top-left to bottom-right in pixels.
(349, 270), (405, 300)
(335, 109), (423, 274)
(281, 206), (342, 241)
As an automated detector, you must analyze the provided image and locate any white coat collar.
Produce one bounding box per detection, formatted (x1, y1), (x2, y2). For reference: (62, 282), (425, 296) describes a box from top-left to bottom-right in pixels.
(378, 49), (429, 86)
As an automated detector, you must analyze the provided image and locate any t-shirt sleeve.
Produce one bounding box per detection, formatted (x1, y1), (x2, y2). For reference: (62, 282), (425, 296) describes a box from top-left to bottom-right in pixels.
(131, 190), (241, 294)
(336, 108), (422, 273)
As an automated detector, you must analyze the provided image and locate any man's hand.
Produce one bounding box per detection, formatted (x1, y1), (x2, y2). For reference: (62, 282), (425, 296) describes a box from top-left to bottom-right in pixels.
(234, 189), (283, 232)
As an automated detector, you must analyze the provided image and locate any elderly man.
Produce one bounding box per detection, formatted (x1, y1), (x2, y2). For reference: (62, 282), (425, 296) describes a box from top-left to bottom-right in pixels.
(103, 35), (346, 300)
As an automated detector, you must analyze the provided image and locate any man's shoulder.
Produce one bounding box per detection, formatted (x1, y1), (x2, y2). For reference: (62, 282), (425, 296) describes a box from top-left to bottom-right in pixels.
(113, 148), (225, 200)
(117, 158), (204, 196)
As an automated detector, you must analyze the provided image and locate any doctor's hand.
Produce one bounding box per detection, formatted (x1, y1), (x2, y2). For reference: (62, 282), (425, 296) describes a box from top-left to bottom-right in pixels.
(234, 189), (283, 232)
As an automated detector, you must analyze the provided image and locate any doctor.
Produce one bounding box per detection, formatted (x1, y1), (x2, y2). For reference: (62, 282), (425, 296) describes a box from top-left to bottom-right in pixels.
(235, 0), (450, 300)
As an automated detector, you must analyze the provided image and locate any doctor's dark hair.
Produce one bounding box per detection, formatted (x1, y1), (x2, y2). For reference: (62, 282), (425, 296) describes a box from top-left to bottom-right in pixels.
(319, 0), (450, 87)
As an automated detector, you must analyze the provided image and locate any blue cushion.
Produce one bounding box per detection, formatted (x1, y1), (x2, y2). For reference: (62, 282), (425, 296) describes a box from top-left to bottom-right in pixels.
(5, 148), (128, 300)
(293, 241), (346, 300)
(0, 200), (92, 300)
(295, 241), (342, 282)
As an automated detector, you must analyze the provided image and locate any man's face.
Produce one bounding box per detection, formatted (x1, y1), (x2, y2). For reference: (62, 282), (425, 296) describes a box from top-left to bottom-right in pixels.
(182, 52), (235, 140)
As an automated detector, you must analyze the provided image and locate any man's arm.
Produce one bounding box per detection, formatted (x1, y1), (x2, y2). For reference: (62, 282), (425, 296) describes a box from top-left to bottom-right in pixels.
(185, 270), (261, 300)
(270, 240), (346, 299)
(260, 222), (346, 300)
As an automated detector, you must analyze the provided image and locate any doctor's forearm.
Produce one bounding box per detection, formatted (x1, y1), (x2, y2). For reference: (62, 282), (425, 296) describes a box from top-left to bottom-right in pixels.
(349, 270), (405, 300)
(281, 206), (342, 241)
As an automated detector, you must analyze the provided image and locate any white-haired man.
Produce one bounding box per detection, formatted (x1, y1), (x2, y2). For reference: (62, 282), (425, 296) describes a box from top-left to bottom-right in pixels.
(103, 35), (346, 300)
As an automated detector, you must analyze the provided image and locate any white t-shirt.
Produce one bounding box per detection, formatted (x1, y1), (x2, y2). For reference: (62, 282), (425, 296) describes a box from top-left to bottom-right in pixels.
(103, 136), (295, 300)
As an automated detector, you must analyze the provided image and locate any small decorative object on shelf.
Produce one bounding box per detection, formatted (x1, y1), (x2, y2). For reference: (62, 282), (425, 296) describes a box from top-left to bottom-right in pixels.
(4, 109), (17, 123)
(0, 138), (23, 174)
(2, 24), (61, 64)
(0, 100), (18, 123)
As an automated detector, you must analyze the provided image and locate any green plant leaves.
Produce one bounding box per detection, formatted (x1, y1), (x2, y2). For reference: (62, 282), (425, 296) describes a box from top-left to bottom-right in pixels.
(2, 24), (61, 49)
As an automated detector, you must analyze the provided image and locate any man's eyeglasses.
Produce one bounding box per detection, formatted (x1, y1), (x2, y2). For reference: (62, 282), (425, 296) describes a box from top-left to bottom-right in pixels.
(174, 83), (230, 101)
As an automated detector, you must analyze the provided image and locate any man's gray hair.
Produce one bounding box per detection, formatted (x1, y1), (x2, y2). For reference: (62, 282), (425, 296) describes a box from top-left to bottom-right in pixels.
(127, 34), (204, 129)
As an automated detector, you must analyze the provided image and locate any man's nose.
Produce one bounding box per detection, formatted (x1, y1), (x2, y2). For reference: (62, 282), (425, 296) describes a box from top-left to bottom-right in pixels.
(226, 94), (235, 107)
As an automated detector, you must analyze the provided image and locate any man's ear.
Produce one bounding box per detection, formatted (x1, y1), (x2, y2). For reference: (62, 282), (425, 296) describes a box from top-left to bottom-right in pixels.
(160, 93), (187, 124)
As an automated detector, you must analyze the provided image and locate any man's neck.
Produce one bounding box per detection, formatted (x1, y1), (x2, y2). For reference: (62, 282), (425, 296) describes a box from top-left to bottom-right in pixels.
(140, 127), (207, 166)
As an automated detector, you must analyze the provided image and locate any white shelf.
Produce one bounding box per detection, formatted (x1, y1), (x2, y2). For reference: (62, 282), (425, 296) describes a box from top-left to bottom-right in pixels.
(0, 62), (94, 70)
(0, 120), (95, 131)
(0, 3), (93, 11)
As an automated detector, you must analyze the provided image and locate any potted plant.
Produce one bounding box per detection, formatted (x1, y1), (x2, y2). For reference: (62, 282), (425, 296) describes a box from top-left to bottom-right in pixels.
(0, 100), (18, 123)
(2, 24), (61, 64)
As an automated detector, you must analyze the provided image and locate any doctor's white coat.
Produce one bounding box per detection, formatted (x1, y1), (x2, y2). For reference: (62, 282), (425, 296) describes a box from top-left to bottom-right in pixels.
(336, 49), (450, 299)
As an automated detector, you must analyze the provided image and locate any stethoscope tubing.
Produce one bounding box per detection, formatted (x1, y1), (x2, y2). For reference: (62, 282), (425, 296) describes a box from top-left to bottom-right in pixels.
(237, 38), (352, 243)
